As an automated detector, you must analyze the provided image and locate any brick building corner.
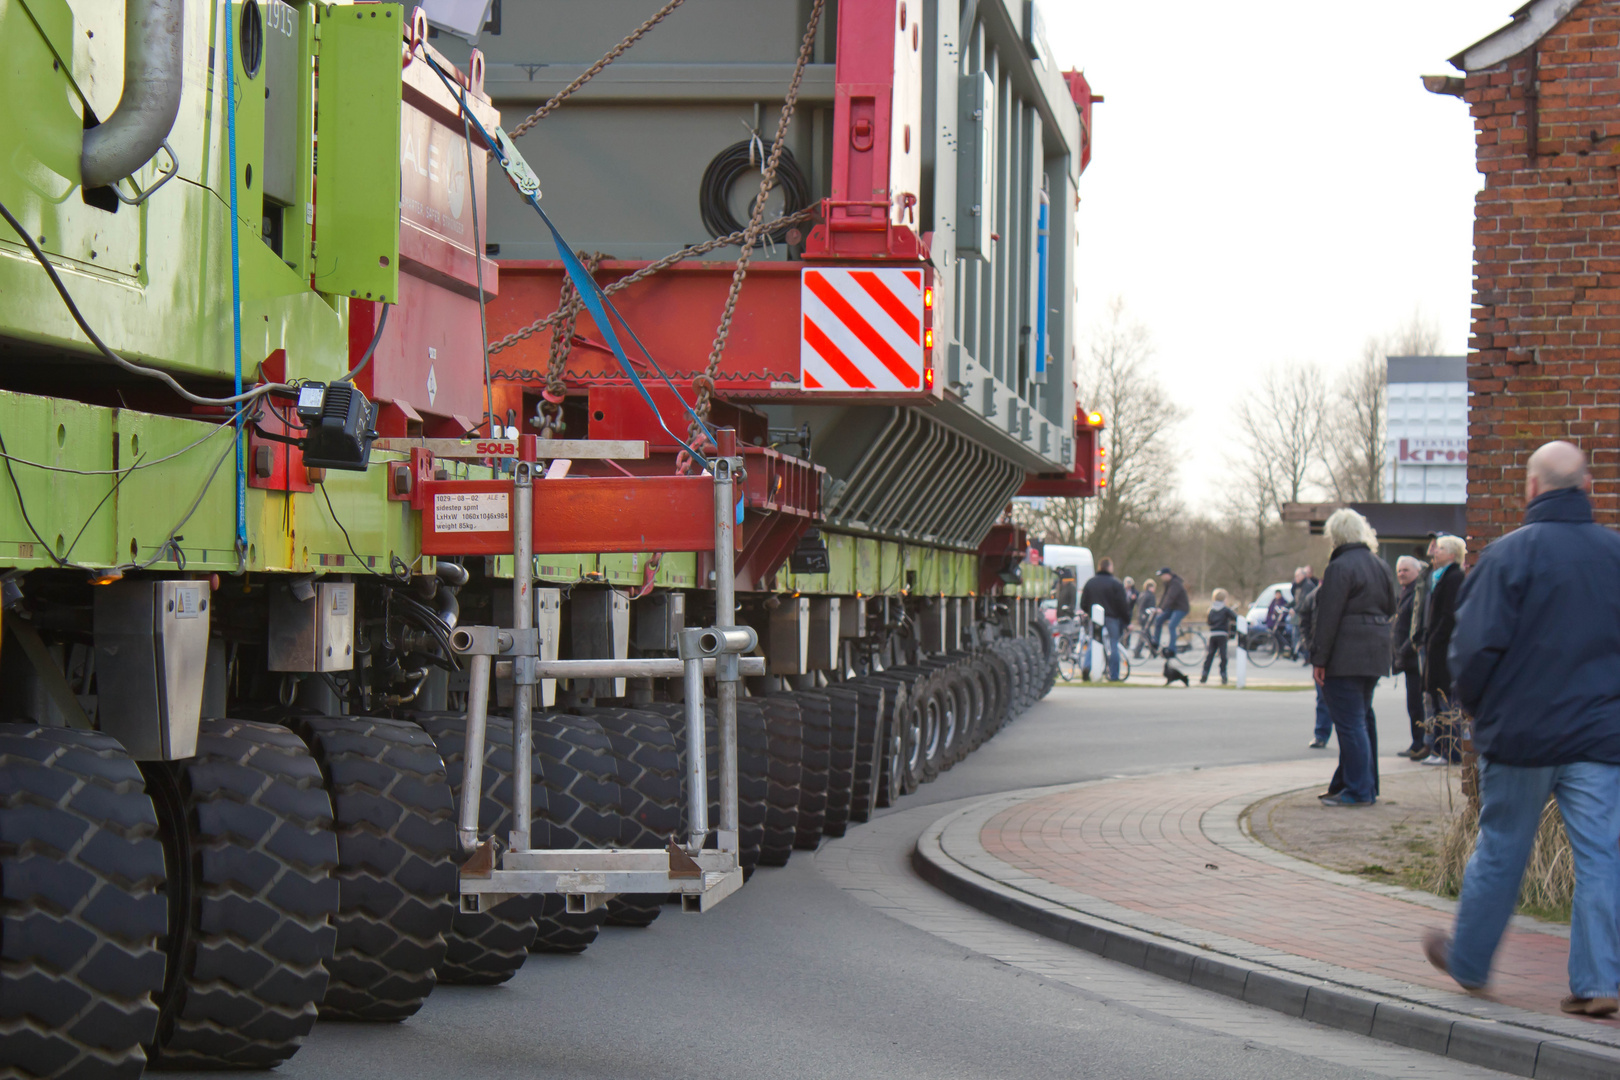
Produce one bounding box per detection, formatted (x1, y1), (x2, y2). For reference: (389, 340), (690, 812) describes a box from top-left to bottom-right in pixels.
(1437, 0), (1620, 546)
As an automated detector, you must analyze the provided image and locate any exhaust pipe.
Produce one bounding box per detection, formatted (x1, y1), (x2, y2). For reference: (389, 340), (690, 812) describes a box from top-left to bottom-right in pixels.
(81, 0), (184, 190)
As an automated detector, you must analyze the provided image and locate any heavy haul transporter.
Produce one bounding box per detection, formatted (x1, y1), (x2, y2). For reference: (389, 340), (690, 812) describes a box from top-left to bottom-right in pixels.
(0, 0), (1100, 1076)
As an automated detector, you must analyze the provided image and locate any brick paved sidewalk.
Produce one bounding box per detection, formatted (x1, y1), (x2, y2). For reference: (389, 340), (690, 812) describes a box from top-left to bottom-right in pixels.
(920, 758), (1620, 1074)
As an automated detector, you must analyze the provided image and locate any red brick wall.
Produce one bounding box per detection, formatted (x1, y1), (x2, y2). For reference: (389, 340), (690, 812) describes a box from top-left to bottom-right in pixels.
(1464, 0), (1620, 545)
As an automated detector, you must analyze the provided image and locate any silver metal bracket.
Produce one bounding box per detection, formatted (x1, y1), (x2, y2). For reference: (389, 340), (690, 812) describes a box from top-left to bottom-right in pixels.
(494, 127), (541, 198)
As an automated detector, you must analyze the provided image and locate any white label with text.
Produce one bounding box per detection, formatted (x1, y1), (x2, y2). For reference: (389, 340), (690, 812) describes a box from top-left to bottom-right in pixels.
(434, 492), (510, 532)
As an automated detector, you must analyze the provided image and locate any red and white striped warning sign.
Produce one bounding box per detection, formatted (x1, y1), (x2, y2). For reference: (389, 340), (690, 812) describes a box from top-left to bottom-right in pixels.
(800, 268), (924, 391)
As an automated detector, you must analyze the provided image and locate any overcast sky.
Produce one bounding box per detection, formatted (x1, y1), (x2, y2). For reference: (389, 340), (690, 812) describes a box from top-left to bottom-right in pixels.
(1039, 1), (1511, 509)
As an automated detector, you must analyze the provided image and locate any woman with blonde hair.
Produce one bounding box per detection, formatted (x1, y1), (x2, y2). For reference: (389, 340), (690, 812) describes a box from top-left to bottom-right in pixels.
(1420, 533), (1469, 764)
(1312, 508), (1399, 807)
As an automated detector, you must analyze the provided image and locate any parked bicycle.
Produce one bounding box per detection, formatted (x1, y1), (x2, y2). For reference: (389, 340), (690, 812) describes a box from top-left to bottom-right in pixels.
(1056, 618), (1132, 682)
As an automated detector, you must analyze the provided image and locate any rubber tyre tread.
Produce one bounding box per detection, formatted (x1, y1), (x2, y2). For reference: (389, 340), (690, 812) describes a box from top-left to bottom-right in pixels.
(779, 694), (829, 849)
(845, 682), (887, 822)
(289, 715), (456, 1022)
(145, 718), (338, 1070)
(569, 708), (679, 928)
(818, 688), (859, 837)
(751, 697), (801, 867)
(983, 651), (1014, 734)
(637, 702), (767, 878)
(529, 713), (622, 953)
(0, 725), (167, 1080)
(412, 713), (539, 986)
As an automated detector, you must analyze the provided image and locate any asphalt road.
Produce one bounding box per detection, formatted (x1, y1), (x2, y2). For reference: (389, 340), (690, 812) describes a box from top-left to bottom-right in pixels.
(198, 678), (1500, 1080)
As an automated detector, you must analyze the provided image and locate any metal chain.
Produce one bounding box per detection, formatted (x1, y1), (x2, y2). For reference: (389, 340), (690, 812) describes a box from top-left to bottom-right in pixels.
(507, 0), (688, 140)
(537, 251), (604, 435)
(487, 205), (819, 356)
(688, 0), (826, 455)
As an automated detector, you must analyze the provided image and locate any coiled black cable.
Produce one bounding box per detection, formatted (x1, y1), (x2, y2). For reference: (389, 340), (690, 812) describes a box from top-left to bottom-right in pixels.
(698, 140), (810, 244)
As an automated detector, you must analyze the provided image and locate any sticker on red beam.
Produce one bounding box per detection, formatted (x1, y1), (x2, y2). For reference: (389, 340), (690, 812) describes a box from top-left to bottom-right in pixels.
(434, 491), (510, 532)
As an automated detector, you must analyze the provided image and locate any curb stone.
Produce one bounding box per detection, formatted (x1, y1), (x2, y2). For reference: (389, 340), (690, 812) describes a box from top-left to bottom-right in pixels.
(913, 797), (1620, 1080)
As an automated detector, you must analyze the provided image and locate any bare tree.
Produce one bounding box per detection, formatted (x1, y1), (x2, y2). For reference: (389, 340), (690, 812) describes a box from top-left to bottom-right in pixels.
(1226, 362), (1329, 574)
(1326, 310), (1443, 501)
(1014, 298), (1184, 566)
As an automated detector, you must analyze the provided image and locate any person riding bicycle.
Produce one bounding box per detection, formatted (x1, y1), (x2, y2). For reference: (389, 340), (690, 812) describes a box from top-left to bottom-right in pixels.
(1151, 568), (1191, 658)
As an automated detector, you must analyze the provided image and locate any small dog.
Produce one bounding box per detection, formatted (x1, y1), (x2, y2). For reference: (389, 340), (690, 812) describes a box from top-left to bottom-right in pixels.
(1163, 658), (1190, 687)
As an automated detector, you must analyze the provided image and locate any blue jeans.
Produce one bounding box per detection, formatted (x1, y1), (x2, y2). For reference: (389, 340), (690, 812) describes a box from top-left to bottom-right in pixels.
(1313, 681), (1332, 744)
(1152, 610), (1186, 657)
(1320, 675), (1377, 803)
(1448, 760), (1620, 996)
(1080, 617), (1123, 681)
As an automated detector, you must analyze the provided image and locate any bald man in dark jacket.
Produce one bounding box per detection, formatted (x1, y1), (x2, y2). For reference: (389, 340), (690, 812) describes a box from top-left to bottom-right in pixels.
(1424, 442), (1620, 1016)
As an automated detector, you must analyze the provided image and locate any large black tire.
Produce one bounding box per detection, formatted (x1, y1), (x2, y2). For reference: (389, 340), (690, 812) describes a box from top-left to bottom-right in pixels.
(566, 709), (679, 929)
(819, 687), (860, 837)
(290, 715), (457, 1021)
(1033, 625), (1059, 699)
(866, 672), (922, 798)
(413, 713), (540, 986)
(754, 698), (802, 867)
(931, 668), (965, 771)
(960, 660), (993, 753)
(779, 694), (830, 849)
(0, 725), (167, 1080)
(639, 701), (767, 879)
(846, 682), (887, 822)
(906, 672), (944, 785)
(144, 718), (339, 1070)
(985, 650), (1014, 735)
(530, 713), (622, 954)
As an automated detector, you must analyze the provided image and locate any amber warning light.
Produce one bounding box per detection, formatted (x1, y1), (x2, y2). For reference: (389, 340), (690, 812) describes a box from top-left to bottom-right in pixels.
(1086, 411), (1104, 427)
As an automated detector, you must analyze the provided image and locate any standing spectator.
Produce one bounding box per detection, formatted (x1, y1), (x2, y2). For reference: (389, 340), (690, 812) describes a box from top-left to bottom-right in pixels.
(1292, 566), (1320, 658)
(1123, 576), (1139, 616)
(1152, 568), (1191, 658)
(1419, 534), (1467, 765)
(1079, 558), (1132, 682)
(1424, 441), (1620, 1016)
(1393, 555), (1430, 759)
(1133, 579), (1158, 658)
(1311, 508), (1397, 807)
(1298, 584), (1333, 749)
(1201, 589), (1237, 685)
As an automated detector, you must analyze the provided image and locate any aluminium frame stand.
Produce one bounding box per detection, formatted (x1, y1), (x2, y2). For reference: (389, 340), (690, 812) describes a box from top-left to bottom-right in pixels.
(450, 430), (759, 914)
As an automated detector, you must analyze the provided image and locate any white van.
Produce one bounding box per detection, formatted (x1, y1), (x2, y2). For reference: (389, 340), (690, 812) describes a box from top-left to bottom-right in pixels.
(1040, 544), (1094, 585)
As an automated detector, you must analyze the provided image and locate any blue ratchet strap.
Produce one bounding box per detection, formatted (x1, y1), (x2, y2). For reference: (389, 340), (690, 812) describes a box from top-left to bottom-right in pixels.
(417, 52), (717, 466)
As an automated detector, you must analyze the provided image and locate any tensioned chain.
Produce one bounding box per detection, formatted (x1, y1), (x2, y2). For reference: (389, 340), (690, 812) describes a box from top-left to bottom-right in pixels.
(507, 0), (688, 140)
(687, 0), (826, 461)
(537, 251), (604, 435)
(487, 205), (820, 357)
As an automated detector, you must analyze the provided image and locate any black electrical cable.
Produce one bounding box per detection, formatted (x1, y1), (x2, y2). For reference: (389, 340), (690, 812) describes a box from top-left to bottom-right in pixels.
(321, 484), (402, 580)
(335, 303), (391, 384)
(698, 140), (810, 243)
(0, 194), (288, 407)
(0, 425), (74, 568)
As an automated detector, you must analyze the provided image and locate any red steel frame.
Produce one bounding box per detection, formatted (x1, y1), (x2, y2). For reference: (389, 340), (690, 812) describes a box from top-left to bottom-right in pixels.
(410, 434), (727, 558)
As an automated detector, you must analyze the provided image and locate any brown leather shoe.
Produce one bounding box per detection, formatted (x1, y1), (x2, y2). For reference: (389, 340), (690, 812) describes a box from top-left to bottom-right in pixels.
(1561, 995), (1620, 1018)
(1422, 929), (1485, 991)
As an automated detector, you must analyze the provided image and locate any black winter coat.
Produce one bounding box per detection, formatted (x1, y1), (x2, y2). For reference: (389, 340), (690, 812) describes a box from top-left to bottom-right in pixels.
(1450, 487), (1620, 766)
(1079, 571), (1132, 625)
(1206, 605), (1238, 638)
(1158, 575), (1190, 614)
(1309, 543), (1398, 677)
(1392, 581), (1420, 674)
(1424, 563), (1463, 698)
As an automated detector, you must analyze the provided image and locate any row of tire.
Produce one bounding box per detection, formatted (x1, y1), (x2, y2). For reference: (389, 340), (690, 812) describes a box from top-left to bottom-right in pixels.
(0, 636), (1056, 1080)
